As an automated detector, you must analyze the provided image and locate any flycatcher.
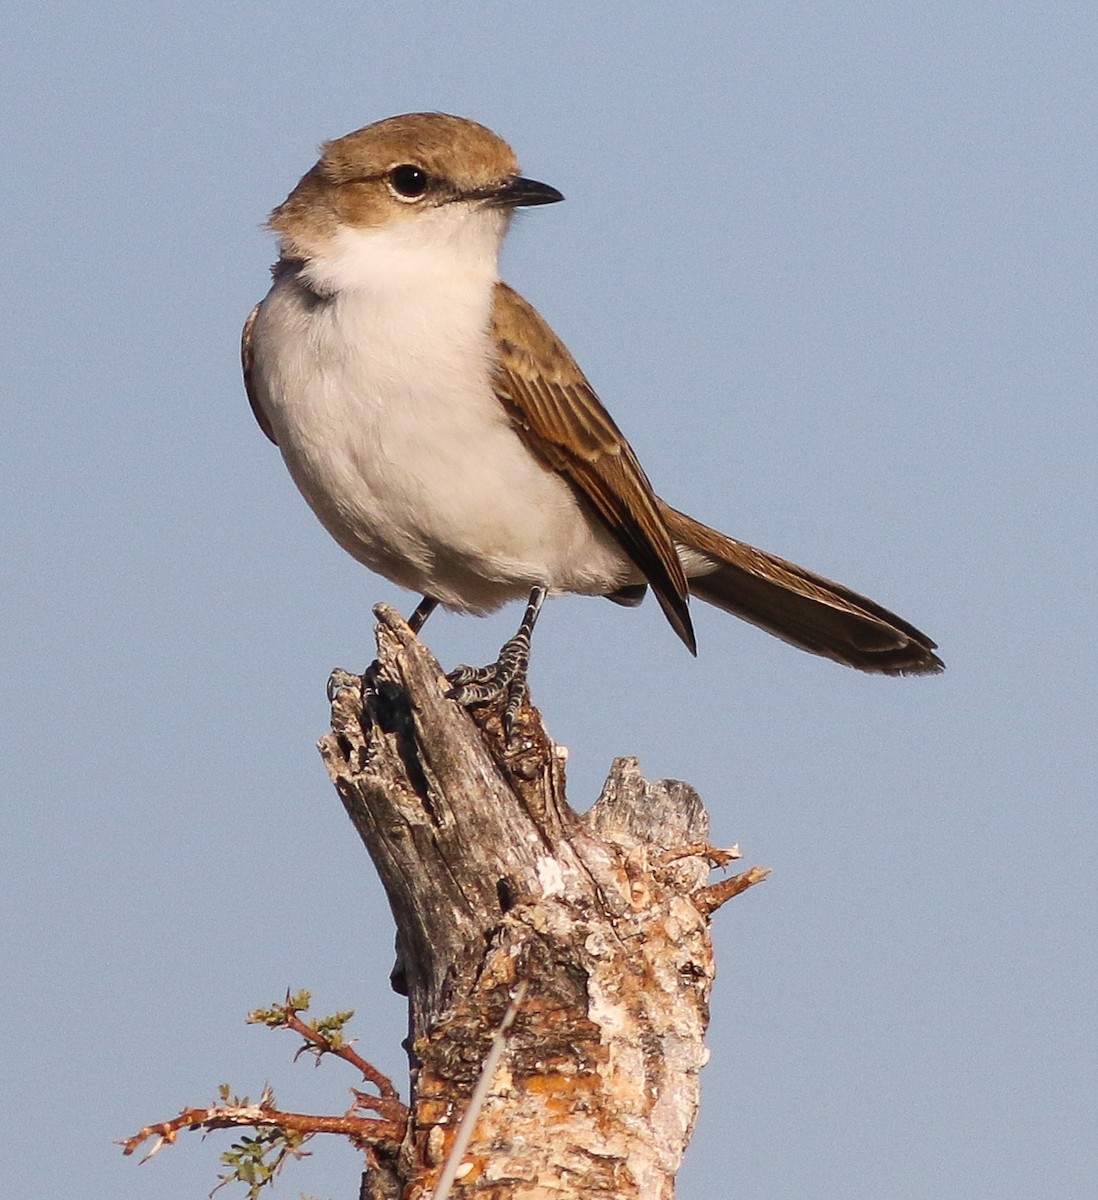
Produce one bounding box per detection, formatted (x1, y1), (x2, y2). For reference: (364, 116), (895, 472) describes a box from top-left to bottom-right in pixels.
(243, 112), (942, 730)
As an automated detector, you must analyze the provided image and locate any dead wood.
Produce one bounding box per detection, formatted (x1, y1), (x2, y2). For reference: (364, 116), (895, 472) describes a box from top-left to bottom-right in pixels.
(318, 604), (766, 1198)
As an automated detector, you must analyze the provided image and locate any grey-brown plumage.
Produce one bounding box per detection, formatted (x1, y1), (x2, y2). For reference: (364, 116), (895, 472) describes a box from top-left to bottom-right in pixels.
(243, 111), (943, 687)
(484, 282), (941, 675)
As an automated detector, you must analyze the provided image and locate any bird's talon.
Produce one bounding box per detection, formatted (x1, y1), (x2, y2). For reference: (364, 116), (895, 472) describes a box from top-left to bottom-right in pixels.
(502, 679), (526, 738)
(327, 667), (361, 703)
(443, 588), (546, 733)
(445, 679), (496, 705)
(446, 662), (495, 688)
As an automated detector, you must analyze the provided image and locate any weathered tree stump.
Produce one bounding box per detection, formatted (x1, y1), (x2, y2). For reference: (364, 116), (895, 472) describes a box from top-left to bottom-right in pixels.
(319, 604), (764, 1199)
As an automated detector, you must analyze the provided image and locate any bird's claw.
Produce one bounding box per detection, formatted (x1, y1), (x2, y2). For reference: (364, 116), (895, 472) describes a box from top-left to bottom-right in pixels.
(446, 632), (531, 738)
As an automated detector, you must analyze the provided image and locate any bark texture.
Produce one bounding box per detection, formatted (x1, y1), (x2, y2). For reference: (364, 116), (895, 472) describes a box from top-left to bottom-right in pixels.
(320, 604), (742, 1199)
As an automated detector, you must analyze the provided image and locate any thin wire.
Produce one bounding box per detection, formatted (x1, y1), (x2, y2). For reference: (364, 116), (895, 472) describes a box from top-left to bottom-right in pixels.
(430, 979), (528, 1200)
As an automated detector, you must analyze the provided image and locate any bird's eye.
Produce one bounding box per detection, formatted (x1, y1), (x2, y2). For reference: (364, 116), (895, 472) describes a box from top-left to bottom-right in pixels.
(388, 165), (430, 200)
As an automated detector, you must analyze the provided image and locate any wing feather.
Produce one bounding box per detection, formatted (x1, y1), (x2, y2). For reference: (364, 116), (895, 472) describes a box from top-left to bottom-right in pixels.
(491, 282), (694, 651)
(242, 304), (277, 446)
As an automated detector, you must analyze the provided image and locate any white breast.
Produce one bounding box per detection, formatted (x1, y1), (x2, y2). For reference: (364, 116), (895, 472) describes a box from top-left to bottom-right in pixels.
(249, 211), (633, 613)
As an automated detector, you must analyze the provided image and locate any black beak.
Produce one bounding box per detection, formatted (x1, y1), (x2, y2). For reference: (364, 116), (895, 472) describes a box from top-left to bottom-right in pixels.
(482, 175), (564, 208)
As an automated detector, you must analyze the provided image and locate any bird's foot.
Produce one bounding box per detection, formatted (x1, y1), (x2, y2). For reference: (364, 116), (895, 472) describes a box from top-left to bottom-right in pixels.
(446, 630), (531, 738)
(444, 586), (546, 739)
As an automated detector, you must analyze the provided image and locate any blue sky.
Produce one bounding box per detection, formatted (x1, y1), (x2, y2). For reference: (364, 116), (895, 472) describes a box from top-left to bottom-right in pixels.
(3, 5), (1096, 1198)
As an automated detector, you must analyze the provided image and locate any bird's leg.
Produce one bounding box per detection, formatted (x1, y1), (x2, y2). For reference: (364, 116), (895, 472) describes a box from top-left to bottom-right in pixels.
(407, 595), (439, 634)
(447, 585), (547, 737)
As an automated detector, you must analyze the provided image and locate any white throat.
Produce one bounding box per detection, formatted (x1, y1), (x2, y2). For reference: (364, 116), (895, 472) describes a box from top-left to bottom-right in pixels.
(296, 203), (510, 299)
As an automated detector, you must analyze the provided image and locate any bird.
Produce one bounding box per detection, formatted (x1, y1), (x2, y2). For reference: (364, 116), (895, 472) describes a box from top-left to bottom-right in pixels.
(243, 112), (942, 733)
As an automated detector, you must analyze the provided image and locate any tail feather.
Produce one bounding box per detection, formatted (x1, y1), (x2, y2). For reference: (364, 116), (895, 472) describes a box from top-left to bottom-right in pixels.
(659, 503), (944, 676)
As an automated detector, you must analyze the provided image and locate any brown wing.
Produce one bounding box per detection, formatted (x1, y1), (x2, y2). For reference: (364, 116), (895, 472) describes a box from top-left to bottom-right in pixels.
(491, 282), (694, 652)
(241, 303), (277, 445)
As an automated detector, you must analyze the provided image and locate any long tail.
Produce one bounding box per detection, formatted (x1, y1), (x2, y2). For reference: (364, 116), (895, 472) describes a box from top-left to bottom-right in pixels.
(659, 502), (944, 676)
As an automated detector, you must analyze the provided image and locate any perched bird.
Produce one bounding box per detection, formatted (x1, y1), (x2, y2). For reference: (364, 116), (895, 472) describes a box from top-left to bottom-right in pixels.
(243, 112), (942, 731)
